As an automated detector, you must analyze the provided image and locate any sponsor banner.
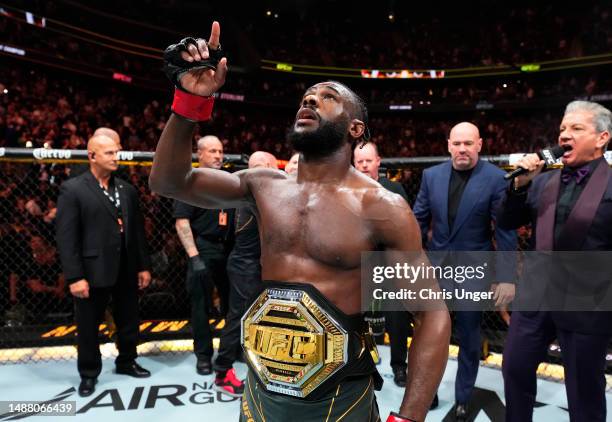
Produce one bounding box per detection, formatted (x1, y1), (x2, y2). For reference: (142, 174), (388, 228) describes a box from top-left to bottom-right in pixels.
(0, 148), (245, 164)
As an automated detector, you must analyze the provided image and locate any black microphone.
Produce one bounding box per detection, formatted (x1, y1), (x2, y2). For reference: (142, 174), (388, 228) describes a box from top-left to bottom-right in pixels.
(504, 145), (567, 180)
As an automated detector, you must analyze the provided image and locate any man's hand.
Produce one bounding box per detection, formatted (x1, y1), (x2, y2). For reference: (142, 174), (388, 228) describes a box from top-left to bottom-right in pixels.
(164, 21), (228, 97)
(27, 279), (47, 293)
(513, 153), (545, 188)
(491, 282), (516, 306)
(70, 279), (90, 299)
(138, 271), (152, 290)
(187, 255), (207, 291)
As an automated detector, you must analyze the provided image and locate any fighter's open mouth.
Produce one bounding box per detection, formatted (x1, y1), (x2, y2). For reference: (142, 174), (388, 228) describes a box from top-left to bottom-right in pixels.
(296, 108), (318, 121)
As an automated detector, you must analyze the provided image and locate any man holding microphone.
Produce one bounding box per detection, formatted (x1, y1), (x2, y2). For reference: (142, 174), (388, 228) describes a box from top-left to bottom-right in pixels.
(498, 100), (612, 422)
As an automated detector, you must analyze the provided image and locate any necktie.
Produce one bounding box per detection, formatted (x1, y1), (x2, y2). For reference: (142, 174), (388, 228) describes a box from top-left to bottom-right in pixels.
(561, 166), (590, 185)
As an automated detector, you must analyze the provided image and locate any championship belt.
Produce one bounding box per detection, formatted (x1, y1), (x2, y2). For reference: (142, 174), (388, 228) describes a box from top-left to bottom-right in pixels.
(241, 282), (375, 398)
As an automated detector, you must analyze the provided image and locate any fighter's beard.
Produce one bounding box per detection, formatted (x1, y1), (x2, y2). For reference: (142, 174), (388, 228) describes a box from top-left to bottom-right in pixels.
(287, 117), (349, 160)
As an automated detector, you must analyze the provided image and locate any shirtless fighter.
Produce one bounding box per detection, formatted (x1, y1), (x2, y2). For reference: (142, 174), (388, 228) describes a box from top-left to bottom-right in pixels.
(150, 22), (450, 422)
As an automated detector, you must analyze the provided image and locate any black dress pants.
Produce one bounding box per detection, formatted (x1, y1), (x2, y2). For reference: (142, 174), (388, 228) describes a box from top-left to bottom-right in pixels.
(74, 259), (139, 379)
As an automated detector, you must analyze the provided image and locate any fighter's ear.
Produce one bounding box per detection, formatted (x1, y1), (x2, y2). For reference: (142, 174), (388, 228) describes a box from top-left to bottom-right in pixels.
(349, 119), (365, 140)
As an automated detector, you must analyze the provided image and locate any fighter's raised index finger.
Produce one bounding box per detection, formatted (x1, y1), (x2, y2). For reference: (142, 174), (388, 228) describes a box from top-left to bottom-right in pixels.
(208, 21), (221, 49)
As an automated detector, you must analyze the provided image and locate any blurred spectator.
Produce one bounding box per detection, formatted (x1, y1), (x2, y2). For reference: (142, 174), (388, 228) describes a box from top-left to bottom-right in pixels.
(20, 235), (69, 321)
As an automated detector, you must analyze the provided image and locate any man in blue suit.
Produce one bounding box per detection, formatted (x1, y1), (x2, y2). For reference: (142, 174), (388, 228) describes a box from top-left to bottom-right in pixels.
(498, 100), (612, 422)
(413, 122), (517, 421)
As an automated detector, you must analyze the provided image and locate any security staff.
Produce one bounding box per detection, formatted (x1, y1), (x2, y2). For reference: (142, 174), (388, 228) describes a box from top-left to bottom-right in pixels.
(174, 135), (234, 375)
(56, 135), (152, 397)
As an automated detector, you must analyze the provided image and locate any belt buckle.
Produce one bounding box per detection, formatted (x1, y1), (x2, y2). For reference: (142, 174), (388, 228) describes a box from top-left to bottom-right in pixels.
(241, 287), (349, 398)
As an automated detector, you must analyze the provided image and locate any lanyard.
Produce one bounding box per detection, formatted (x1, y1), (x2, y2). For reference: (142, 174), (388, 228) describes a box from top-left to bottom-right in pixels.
(100, 182), (124, 232)
(99, 183), (121, 212)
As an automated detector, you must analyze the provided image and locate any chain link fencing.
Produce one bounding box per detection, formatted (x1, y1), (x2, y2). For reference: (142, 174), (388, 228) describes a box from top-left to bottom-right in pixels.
(0, 150), (609, 387)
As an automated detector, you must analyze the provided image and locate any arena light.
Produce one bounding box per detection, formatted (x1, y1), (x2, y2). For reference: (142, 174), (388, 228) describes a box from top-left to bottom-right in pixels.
(112, 72), (132, 83)
(0, 44), (26, 56)
(475, 101), (494, 110)
(389, 105), (412, 110)
(219, 92), (245, 102)
(25, 11), (46, 27)
(589, 93), (612, 101)
(520, 64), (541, 72)
(276, 63), (293, 72)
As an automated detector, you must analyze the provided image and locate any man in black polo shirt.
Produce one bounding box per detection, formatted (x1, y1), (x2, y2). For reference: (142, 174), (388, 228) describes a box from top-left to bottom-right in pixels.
(174, 135), (234, 375)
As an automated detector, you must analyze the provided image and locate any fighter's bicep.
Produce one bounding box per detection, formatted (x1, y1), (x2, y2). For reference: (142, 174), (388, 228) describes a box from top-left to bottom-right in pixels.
(174, 168), (252, 208)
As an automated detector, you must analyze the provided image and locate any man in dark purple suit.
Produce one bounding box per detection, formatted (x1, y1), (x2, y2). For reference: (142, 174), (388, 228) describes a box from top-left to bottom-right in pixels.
(497, 100), (612, 422)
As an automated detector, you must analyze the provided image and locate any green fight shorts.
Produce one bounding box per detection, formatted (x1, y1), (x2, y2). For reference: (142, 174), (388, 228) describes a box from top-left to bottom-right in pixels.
(240, 370), (380, 422)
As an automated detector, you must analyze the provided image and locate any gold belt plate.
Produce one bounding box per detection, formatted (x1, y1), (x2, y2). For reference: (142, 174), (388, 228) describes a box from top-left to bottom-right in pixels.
(241, 287), (349, 398)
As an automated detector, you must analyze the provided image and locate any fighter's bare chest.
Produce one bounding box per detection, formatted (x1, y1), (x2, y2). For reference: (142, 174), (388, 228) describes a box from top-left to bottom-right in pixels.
(254, 184), (373, 264)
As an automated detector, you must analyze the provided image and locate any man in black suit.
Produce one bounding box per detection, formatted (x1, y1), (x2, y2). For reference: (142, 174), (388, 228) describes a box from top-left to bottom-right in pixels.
(56, 134), (152, 397)
(498, 100), (612, 422)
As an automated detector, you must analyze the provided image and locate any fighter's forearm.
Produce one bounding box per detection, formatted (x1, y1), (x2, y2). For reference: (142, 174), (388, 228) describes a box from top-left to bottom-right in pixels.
(149, 114), (196, 197)
(175, 219), (199, 257)
(399, 309), (451, 421)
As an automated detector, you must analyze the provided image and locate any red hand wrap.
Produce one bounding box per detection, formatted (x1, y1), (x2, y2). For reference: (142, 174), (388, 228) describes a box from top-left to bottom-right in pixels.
(171, 89), (214, 122)
(386, 412), (417, 422)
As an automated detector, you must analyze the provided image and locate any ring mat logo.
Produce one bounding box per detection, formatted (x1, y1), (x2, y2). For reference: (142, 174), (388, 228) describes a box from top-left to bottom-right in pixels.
(76, 382), (239, 414)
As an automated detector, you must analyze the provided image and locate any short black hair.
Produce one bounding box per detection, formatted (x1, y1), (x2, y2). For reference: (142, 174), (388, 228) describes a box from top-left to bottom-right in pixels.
(325, 80), (371, 142)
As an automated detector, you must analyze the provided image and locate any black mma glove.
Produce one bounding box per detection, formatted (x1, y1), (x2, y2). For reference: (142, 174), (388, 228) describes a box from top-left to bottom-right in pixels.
(163, 37), (224, 92)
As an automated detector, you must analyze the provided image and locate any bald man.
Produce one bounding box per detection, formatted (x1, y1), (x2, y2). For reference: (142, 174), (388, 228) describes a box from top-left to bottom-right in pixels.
(248, 151), (278, 169)
(93, 127), (121, 148)
(70, 127), (122, 178)
(174, 135), (235, 376)
(284, 152), (299, 174)
(413, 122), (517, 420)
(56, 135), (152, 397)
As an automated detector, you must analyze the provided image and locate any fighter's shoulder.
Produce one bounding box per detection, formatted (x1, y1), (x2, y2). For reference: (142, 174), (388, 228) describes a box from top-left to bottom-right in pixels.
(361, 183), (412, 218)
(238, 167), (289, 186)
